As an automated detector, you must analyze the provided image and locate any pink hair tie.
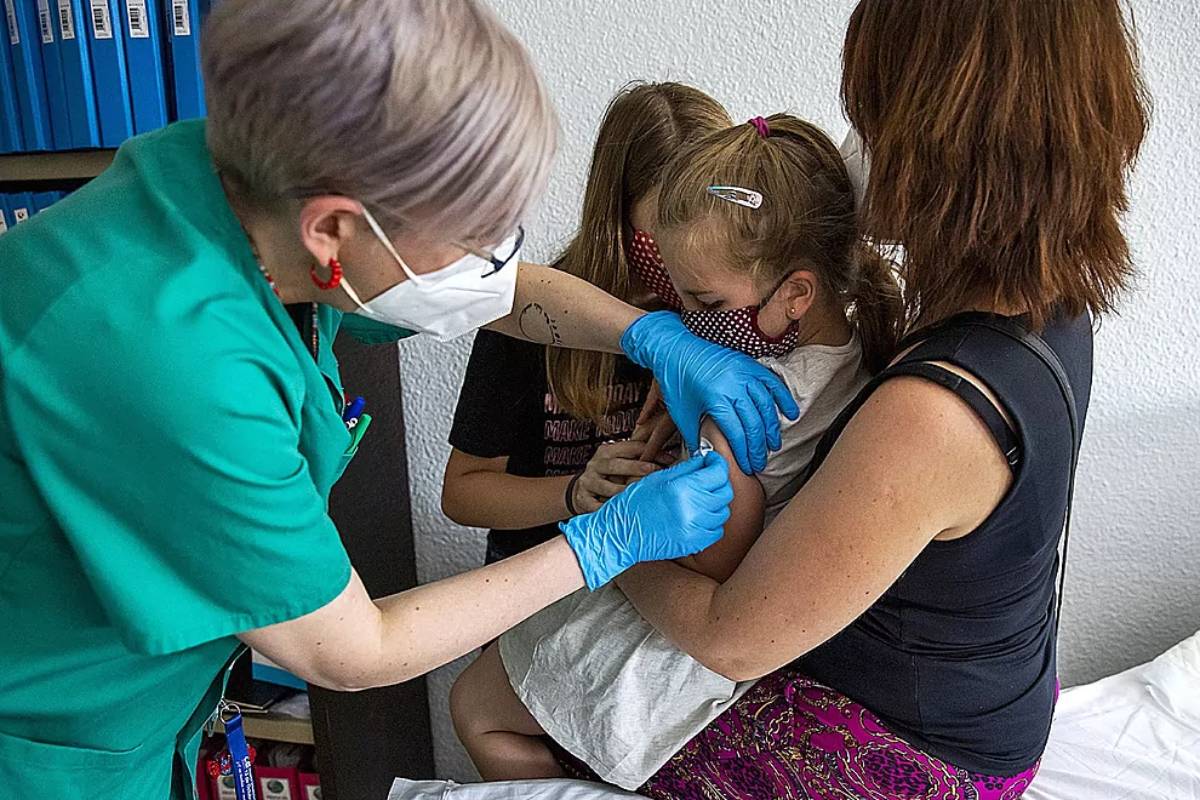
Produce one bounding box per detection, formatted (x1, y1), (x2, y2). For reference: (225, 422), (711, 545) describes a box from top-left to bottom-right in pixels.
(749, 116), (770, 138)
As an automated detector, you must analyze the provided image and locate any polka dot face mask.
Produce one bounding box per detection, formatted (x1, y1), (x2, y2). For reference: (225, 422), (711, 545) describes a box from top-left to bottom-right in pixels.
(628, 228), (799, 359)
(678, 279), (800, 360)
(628, 230), (684, 310)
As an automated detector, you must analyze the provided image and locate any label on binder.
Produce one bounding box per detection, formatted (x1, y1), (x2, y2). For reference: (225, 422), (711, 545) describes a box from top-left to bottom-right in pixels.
(5, 0), (19, 44)
(57, 0), (75, 40)
(171, 0), (189, 36)
(89, 0), (111, 38)
(125, 0), (146, 37)
(0, 212), (8, 236)
(38, 0), (53, 43)
(14, 207), (30, 223)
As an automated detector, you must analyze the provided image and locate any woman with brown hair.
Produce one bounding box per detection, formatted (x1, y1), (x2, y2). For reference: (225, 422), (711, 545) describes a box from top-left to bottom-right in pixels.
(592, 2), (1150, 798)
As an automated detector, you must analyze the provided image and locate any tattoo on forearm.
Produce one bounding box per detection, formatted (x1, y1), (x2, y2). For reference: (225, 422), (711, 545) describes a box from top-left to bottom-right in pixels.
(518, 302), (563, 345)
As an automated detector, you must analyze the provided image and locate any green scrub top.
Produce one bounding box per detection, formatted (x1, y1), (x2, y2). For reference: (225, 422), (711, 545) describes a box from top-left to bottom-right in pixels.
(0, 121), (413, 799)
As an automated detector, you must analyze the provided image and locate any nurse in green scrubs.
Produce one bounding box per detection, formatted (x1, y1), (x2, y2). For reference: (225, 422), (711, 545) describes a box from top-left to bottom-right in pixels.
(0, 2), (798, 798)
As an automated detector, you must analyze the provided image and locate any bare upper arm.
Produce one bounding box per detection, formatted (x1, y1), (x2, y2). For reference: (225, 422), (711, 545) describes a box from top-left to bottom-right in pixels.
(238, 569), (380, 692)
(708, 375), (1012, 675)
(675, 420), (765, 582)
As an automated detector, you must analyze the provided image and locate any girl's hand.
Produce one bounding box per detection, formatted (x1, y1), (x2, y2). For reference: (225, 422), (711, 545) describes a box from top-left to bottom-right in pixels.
(572, 440), (662, 514)
(632, 381), (680, 466)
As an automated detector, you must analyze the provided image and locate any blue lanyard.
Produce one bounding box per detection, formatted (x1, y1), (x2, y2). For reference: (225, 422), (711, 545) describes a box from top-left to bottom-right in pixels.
(224, 708), (257, 800)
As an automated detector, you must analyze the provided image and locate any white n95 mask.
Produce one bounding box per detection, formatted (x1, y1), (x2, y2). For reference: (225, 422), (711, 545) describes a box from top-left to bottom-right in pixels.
(840, 129), (869, 210)
(340, 206), (523, 342)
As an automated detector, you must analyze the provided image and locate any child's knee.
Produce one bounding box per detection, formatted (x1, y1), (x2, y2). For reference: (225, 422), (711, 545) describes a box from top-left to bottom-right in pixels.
(452, 648), (502, 736)
(449, 661), (480, 737)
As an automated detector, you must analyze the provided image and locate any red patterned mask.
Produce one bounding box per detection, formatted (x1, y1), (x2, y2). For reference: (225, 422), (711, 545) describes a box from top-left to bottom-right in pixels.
(628, 230), (683, 310)
(679, 287), (800, 360)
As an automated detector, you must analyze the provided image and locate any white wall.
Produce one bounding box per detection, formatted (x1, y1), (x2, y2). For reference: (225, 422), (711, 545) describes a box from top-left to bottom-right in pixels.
(397, 0), (1200, 780)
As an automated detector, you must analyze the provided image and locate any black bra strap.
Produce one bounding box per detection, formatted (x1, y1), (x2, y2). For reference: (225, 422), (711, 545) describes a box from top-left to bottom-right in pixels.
(883, 362), (1021, 470)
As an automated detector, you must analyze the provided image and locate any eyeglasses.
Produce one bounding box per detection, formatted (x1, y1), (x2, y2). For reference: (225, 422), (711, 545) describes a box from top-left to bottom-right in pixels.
(464, 225), (525, 278)
(360, 202), (524, 287)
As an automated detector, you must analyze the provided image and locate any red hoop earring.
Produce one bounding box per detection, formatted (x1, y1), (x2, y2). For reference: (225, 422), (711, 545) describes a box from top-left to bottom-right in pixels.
(310, 257), (343, 290)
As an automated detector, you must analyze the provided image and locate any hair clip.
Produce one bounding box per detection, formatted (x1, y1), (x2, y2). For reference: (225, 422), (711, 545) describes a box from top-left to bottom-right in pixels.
(707, 185), (764, 209)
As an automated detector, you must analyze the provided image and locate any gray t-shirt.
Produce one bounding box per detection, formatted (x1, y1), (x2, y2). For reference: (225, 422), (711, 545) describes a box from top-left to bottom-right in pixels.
(499, 335), (868, 790)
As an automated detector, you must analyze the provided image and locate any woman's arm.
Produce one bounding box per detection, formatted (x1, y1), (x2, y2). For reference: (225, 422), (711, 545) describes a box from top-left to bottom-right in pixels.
(616, 377), (1012, 681)
(239, 537), (584, 690)
(674, 421), (765, 583)
(240, 451), (733, 690)
(486, 262), (639, 353)
(441, 448), (572, 529)
(489, 263), (801, 475)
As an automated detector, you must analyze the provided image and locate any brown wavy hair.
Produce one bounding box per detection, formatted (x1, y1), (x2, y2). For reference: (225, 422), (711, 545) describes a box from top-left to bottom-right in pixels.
(546, 82), (731, 420)
(842, 0), (1150, 329)
(657, 115), (904, 373)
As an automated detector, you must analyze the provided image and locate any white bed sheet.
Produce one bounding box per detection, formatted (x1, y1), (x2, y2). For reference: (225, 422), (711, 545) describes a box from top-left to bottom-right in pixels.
(1025, 629), (1200, 800)
(389, 631), (1200, 800)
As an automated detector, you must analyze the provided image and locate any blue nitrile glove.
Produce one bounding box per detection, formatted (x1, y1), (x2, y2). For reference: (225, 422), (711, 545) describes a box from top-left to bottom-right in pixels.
(621, 311), (801, 474)
(561, 451), (734, 590)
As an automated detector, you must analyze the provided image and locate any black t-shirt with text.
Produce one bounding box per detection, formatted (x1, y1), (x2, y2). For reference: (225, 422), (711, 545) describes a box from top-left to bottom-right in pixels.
(449, 330), (648, 562)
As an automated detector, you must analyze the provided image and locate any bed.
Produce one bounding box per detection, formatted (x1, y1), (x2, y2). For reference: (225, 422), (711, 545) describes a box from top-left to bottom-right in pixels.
(389, 630), (1200, 800)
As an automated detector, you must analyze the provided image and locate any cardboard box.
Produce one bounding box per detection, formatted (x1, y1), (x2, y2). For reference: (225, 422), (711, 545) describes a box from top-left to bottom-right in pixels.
(298, 772), (321, 800)
(256, 766), (300, 800)
(211, 771), (238, 800)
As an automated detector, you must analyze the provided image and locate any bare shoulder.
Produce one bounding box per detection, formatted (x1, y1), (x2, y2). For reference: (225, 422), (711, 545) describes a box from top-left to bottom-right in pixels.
(852, 374), (1002, 454)
(821, 374), (1011, 537)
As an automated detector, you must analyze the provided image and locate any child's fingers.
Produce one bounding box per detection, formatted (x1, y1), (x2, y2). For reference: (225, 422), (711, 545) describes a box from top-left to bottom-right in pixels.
(639, 414), (678, 463)
(635, 381), (663, 425)
(597, 440), (653, 460)
(597, 456), (659, 478)
(580, 474), (626, 500)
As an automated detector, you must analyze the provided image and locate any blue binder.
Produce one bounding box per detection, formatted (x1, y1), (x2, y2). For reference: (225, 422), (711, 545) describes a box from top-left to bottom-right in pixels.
(0, 18), (22, 151)
(9, 191), (34, 223)
(83, 0), (132, 145)
(115, 0), (165, 132)
(165, 0), (202, 120)
(54, 0), (101, 147)
(34, 0), (73, 149)
(4, 0), (52, 149)
(32, 189), (59, 212)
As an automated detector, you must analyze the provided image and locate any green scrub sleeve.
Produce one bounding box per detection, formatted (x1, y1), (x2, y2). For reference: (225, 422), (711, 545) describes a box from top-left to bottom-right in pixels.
(336, 313), (417, 345)
(5, 295), (353, 656)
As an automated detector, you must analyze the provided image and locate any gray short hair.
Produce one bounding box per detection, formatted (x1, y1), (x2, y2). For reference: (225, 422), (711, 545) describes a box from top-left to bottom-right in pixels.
(202, 0), (557, 245)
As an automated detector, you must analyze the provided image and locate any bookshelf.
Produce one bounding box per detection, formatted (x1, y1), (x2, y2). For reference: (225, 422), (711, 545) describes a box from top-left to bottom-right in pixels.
(0, 150), (117, 183)
(214, 711), (315, 747)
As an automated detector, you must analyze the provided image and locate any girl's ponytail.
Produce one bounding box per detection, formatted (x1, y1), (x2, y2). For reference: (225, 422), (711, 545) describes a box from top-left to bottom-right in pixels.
(848, 247), (904, 372)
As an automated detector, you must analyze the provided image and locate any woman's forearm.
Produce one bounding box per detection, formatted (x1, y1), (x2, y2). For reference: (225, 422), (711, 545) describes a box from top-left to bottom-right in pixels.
(442, 471), (573, 529)
(487, 262), (641, 352)
(241, 537), (586, 691)
(371, 537), (584, 682)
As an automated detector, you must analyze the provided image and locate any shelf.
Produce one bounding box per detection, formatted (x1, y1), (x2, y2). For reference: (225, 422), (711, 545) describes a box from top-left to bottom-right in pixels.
(0, 150), (117, 182)
(215, 712), (315, 746)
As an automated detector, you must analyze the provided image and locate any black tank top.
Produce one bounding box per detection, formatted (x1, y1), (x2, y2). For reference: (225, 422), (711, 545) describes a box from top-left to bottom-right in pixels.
(794, 311), (1092, 775)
